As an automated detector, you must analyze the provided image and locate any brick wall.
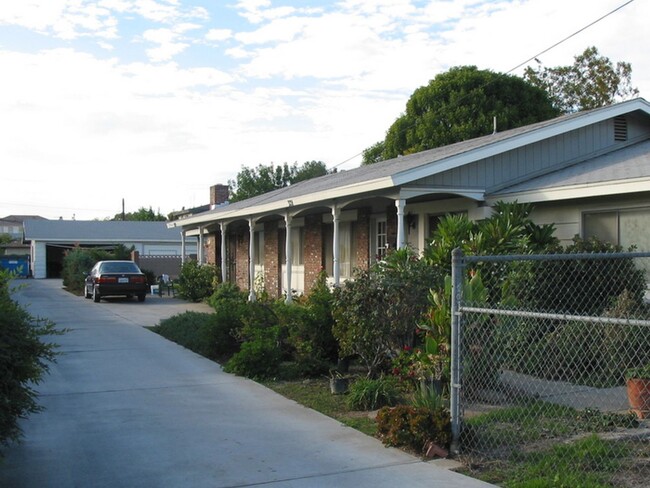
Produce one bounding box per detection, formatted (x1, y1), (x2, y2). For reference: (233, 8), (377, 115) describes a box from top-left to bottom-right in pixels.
(205, 233), (217, 266)
(234, 225), (249, 291)
(263, 220), (281, 299)
(303, 214), (323, 294)
(355, 207), (370, 270)
(210, 184), (229, 205)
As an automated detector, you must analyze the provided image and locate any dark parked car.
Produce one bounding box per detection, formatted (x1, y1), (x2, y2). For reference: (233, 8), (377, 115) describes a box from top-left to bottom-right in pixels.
(85, 260), (148, 303)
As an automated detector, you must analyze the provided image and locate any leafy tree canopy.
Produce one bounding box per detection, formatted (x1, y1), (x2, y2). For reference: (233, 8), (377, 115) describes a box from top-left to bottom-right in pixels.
(362, 66), (558, 164)
(524, 46), (639, 114)
(111, 207), (167, 221)
(228, 160), (331, 202)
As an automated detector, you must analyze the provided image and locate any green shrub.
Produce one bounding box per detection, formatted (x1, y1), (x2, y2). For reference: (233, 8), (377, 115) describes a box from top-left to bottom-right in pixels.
(505, 236), (647, 316)
(346, 376), (402, 410)
(176, 260), (219, 302)
(273, 277), (337, 377)
(0, 271), (59, 454)
(410, 382), (446, 411)
(376, 404), (451, 453)
(152, 310), (239, 360)
(61, 247), (110, 293)
(224, 326), (283, 379)
(208, 282), (247, 308)
(333, 248), (443, 378)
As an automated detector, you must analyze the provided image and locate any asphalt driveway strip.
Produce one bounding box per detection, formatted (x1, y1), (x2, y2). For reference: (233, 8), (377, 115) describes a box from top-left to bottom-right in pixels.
(0, 279), (494, 488)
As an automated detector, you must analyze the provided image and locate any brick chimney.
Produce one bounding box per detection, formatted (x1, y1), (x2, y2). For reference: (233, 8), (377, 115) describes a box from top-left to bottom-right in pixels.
(210, 184), (229, 206)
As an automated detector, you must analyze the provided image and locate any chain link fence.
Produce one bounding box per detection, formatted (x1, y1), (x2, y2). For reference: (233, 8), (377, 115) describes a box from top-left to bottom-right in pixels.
(450, 250), (650, 486)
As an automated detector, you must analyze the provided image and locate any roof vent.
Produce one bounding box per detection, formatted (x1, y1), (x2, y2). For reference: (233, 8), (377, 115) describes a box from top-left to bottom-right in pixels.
(614, 116), (627, 142)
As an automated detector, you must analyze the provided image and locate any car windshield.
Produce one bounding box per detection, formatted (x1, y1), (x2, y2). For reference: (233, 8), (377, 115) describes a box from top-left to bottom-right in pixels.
(100, 262), (140, 274)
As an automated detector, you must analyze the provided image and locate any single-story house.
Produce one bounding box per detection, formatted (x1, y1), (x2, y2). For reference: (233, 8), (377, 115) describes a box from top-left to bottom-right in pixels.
(169, 98), (650, 301)
(24, 220), (198, 279)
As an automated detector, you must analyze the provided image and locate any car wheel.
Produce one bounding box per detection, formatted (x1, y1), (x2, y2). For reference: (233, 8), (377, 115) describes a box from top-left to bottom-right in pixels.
(85, 285), (92, 299)
(137, 294), (146, 302)
(92, 286), (101, 303)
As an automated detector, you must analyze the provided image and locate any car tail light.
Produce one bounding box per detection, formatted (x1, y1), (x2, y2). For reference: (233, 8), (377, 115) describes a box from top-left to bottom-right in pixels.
(97, 276), (118, 284)
(131, 276), (146, 284)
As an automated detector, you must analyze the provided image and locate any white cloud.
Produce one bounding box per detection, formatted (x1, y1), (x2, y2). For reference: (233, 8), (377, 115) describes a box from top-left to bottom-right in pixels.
(205, 28), (232, 42)
(141, 22), (201, 62)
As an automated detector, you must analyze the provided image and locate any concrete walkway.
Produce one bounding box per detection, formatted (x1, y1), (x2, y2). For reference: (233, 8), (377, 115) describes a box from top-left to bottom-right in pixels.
(0, 279), (494, 488)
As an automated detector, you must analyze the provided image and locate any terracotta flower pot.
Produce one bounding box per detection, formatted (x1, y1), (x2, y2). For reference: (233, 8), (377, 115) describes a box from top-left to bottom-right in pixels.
(626, 378), (650, 419)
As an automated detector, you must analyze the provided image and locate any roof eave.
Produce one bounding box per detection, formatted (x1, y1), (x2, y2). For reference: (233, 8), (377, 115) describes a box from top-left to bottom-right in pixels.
(487, 176), (650, 204)
(168, 177), (395, 229)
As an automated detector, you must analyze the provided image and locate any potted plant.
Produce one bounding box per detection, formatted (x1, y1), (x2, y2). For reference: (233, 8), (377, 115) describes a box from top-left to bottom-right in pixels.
(625, 365), (650, 419)
(329, 370), (350, 395)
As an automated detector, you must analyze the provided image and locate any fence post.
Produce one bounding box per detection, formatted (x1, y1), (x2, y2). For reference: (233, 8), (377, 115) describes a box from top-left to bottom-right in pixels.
(449, 247), (464, 455)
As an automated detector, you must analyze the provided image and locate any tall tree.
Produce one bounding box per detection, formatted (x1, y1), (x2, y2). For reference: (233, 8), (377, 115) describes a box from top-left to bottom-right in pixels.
(363, 66), (558, 164)
(112, 207), (166, 221)
(524, 46), (639, 113)
(228, 161), (331, 202)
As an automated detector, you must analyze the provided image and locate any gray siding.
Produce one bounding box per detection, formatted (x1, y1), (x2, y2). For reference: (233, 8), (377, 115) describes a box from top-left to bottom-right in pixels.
(415, 117), (650, 191)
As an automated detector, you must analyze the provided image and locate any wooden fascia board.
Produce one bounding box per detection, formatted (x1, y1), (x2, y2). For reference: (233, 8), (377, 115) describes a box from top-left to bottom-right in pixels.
(391, 100), (650, 187)
(168, 176), (395, 230)
(487, 177), (650, 204)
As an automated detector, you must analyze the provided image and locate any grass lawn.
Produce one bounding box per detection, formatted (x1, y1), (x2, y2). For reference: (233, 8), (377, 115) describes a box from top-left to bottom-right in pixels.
(264, 377), (377, 437)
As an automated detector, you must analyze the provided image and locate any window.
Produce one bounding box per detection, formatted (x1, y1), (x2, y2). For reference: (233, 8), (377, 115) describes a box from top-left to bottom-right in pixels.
(279, 227), (303, 265)
(324, 222), (357, 278)
(253, 231), (264, 266)
(583, 208), (650, 250)
(376, 219), (387, 260)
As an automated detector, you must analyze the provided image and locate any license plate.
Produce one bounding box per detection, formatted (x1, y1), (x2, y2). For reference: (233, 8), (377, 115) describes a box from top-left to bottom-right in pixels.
(118, 277), (129, 283)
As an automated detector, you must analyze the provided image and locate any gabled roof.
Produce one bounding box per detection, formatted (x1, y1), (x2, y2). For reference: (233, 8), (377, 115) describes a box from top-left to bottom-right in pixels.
(24, 220), (183, 243)
(172, 98), (650, 228)
(490, 139), (650, 203)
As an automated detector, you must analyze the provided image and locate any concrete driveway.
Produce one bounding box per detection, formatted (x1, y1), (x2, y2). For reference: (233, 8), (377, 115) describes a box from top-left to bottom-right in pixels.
(0, 279), (493, 488)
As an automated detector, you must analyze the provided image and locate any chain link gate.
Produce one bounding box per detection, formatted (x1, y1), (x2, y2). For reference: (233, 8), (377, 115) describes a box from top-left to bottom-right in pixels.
(450, 249), (650, 485)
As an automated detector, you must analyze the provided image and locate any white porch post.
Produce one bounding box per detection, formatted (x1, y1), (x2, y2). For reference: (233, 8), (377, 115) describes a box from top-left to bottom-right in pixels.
(220, 222), (227, 284)
(248, 218), (256, 302)
(284, 213), (293, 304)
(198, 226), (204, 264)
(180, 231), (186, 264)
(395, 199), (406, 249)
(332, 205), (341, 287)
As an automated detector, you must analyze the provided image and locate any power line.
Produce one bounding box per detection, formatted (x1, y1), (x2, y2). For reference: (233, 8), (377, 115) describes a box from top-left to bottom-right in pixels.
(330, 0), (636, 170)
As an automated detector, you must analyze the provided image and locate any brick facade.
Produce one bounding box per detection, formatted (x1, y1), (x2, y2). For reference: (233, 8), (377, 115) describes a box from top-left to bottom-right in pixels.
(355, 207), (370, 270)
(223, 207), (386, 296)
(205, 234), (217, 266)
(263, 221), (281, 299)
(234, 225), (250, 291)
(303, 214), (323, 294)
(210, 184), (229, 206)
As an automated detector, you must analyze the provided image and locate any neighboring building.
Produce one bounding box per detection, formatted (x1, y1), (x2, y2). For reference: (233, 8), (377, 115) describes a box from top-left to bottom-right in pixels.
(23, 220), (198, 279)
(0, 215), (46, 240)
(169, 98), (650, 301)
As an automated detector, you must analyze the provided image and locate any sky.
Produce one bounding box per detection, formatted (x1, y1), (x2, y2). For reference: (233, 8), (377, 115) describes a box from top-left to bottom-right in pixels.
(1, 0), (648, 221)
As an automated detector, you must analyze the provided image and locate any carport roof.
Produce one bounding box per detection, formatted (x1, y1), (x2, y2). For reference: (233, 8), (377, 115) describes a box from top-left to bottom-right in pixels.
(23, 220), (182, 243)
